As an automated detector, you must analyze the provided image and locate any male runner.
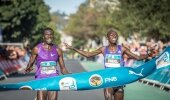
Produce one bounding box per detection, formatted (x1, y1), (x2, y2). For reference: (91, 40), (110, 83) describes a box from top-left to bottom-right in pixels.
(25, 27), (69, 100)
(64, 29), (153, 100)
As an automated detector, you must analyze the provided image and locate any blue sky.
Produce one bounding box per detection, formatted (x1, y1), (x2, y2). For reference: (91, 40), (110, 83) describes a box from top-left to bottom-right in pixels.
(43, 0), (86, 15)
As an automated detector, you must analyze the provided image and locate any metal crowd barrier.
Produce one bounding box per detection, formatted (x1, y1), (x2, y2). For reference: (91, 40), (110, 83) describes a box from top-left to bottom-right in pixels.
(139, 78), (170, 92)
(0, 42), (26, 80)
(0, 60), (21, 76)
(0, 69), (7, 80)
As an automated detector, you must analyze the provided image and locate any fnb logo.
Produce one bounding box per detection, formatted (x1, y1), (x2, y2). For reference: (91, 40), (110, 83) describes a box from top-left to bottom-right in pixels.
(105, 77), (117, 83)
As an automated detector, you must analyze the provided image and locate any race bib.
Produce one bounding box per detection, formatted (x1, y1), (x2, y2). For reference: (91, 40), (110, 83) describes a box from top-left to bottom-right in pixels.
(105, 54), (121, 68)
(40, 61), (57, 74)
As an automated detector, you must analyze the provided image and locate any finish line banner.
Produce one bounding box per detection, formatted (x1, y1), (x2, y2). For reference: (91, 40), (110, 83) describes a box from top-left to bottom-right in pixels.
(0, 46), (170, 91)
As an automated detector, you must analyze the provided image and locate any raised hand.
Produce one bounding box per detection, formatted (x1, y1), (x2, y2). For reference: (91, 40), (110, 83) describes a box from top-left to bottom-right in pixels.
(148, 43), (159, 57)
(63, 43), (73, 50)
(24, 67), (33, 74)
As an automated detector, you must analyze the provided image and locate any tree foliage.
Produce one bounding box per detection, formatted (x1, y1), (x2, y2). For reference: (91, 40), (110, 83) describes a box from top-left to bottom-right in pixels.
(0, 0), (60, 45)
(64, 0), (170, 45)
(64, 1), (103, 46)
(65, 2), (99, 39)
(114, 0), (170, 41)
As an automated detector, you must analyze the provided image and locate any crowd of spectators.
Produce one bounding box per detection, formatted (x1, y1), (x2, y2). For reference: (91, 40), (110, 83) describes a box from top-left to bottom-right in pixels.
(122, 37), (169, 67)
(0, 44), (30, 76)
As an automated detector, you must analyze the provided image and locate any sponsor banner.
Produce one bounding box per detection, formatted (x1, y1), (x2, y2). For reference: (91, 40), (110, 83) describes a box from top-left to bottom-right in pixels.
(89, 74), (103, 87)
(0, 46), (170, 91)
(59, 77), (77, 90)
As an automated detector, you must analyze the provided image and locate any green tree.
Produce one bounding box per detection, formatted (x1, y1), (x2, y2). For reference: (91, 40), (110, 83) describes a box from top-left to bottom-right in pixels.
(65, 0), (170, 43)
(0, 0), (58, 45)
(64, 0), (121, 46)
(64, 1), (103, 46)
(112, 0), (170, 41)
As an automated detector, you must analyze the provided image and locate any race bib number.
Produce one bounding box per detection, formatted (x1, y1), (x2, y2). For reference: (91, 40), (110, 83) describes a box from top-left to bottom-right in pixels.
(105, 54), (121, 68)
(40, 61), (57, 74)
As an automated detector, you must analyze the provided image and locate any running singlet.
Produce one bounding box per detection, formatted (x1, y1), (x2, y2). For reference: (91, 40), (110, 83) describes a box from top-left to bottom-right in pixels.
(35, 43), (59, 79)
(104, 45), (124, 68)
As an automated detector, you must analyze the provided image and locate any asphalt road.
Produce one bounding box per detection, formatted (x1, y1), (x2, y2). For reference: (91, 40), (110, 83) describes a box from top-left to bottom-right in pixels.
(0, 59), (105, 100)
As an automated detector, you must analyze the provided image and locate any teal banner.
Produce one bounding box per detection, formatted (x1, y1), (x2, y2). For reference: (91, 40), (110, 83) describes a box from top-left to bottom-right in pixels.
(0, 46), (170, 91)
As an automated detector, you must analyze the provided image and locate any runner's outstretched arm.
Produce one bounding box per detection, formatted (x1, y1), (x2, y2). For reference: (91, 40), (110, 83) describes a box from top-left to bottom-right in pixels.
(122, 45), (154, 60)
(64, 43), (102, 57)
